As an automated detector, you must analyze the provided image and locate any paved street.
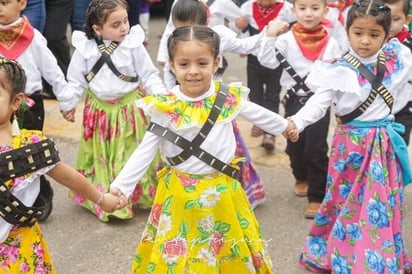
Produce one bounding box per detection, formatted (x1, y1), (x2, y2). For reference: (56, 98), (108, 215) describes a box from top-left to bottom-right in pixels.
(39, 16), (412, 273)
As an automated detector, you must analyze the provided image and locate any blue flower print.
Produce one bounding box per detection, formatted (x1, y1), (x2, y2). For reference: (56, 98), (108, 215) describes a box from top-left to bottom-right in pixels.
(332, 220), (346, 241)
(326, 175), (333, 188)
(370, 161), (384, 185)
(365, 249), (385, 274)
(388, 193), (396, 209)
(339, 183), (351, 199)
(367, 198), (389, 228)
(314, 214), (330, 226)
(394, 233), (403, 257)
(307, 236), (327, 257)
(347, 152), (364, 170)
(324, 191), (332, 202)
(346, 223), (362, 241)
(348, 128), (369, 138)
(386, 258), (398, 274)
(333, 159), (347, 172)
(331, 254), (351, 274)
(358, 184), (365, 203)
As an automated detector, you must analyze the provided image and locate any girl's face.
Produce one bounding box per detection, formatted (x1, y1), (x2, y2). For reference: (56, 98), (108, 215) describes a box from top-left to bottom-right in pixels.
(92, 6), (129, 42)
(347, 16), (386, 58)
(292, 0), (328, 29)
(170, 40), (220, 98)
(386, 0), (412, 38)
(0, 0), (26, 25)
(0, 71), (22, 128)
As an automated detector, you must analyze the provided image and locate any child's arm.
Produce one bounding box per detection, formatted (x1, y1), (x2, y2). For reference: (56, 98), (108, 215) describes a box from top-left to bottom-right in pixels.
(213, 25), (263, 56)
(46, 162), (122, 212)
(110, 132), (161, 200)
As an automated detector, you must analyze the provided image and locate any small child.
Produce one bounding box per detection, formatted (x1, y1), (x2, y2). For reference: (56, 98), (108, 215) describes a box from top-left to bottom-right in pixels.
(0, 57), (121, 273)
(62, 0), (166, 222)
(0, 0), (73, 221)
(257, 0), (341, 218)
(237, 0), (295, 151)
(291, 0), (412, 272)
(110, 25), (297, 273)
(383, 0), (412, 144)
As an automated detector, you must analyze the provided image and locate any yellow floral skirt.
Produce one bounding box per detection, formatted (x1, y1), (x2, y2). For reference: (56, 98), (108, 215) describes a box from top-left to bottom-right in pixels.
(132, 167), (273, 273)
(0, 223), (55, 273)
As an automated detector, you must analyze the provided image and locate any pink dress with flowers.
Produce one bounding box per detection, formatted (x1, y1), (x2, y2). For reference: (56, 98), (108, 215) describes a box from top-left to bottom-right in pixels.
(0, 130), (55, 273)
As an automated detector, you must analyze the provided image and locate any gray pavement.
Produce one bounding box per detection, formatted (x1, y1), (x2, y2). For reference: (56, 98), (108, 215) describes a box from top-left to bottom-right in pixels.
(40, 17), (412, 273)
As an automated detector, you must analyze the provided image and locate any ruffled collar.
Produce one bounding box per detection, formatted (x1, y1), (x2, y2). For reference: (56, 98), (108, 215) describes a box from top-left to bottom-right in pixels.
(348, 47), (380, 65)
(138, 81), (248, 129)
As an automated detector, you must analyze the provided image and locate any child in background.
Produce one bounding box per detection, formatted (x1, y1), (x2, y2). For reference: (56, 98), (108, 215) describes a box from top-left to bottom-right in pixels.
(237, 0), (295, 151)
(383, 0), (412, 144)
(109, 25), (297, 273)
(290, 0), (412, 272)
(0, 57), (121, 273)
(160, 0), (269, 208)
(257, 0), (341, 218)
(326, 0), (355, 53)
(62, 0), (166, 222)
(139, 0), (152, 47)
(0, 0), (73, 221)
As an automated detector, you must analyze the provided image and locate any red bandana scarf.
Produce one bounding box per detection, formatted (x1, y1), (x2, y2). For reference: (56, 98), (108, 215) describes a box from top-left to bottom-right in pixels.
(396, 29), (409, 42)
(0, 16), (34, 60)
(253, 2), (284, 31)
(327, 0), (354, 25)
(292, 23), (329, 61)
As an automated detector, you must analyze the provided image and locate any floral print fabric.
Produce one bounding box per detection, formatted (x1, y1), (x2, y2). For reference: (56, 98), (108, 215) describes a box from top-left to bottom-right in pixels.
(299, 124), (412, 273)
(0, 130), (55, 273)
(132, 167), (273, 273)
(70, 89), (162, 222)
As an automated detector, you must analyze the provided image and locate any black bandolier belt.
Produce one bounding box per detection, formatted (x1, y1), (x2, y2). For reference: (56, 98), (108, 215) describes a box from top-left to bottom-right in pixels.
(85, 38), (138, 83)
(335, 52), (393, 124)
(275, 49), (313, 106)
(148, 83), (240, 179)
(0, 138), (60, 227)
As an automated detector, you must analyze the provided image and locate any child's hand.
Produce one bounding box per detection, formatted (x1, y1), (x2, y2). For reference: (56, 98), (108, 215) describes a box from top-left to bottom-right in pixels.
(266, 19), (289, 37)
(283, 118), (299, 142)
(235, 16), (249, 31)
(61, 108), (76, 122)
(98, 193), (122, 213)
(110, 187), (129, 208)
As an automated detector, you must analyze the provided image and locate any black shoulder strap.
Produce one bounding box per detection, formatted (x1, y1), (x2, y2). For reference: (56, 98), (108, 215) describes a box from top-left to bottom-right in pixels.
(166, 83), (230, 165)
(336, 52), (393, 124)
(0, 138), (60, 227)
(275, 49), (311, 94)
(85, 39), (138, 83)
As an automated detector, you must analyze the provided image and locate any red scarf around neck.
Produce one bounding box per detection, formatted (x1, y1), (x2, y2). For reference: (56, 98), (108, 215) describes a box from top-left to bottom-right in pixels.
(396, 29), (410, 42)
(327, 0), (354, 25)
(292, 23), (329, 61)
(0, 16), (34, 60)
(253, 2), (284, 31)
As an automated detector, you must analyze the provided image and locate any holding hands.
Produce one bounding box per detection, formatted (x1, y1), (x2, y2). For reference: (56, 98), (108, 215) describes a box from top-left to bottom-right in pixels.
(97, 192), (128, 213)
(266, 19), (289, 37)
(283, 118), (299, 142)
(61, 108), (76, 123)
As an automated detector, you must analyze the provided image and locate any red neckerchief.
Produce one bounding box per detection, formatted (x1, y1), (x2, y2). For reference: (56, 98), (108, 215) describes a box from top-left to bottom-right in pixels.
(327, 0), (354, 25)
(253, 2), (284, 31)
(0, 16), (34, 60)
(396, 29), (410, 42)
(292, 23), (329, 61)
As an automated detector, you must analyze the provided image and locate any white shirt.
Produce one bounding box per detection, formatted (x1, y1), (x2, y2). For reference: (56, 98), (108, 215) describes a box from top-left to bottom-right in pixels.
(110, 81), (288, 197)
(257, 31), (341, 95)
(62, 25), (166, 111)
(291, 40), (412, 131)
(326, 7), (351, 54)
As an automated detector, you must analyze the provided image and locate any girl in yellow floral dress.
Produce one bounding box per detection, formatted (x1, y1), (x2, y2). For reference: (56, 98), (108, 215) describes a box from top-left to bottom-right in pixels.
(109, 25), (298, 273)
(0, 58), (121, 273)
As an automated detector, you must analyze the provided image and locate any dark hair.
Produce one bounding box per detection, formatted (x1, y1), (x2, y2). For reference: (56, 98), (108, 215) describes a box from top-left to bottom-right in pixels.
(0, 58), (26, 99)
(382, 0), (410, 15)
(171, 0), (208, 26)
(167, 25), (220, 61)
(84, 0), (128, 39)
(346, 0), (392, 36)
